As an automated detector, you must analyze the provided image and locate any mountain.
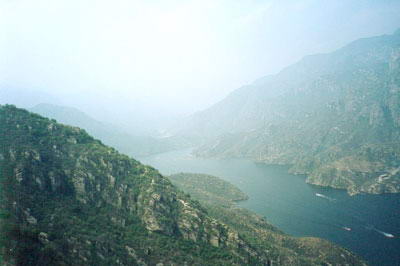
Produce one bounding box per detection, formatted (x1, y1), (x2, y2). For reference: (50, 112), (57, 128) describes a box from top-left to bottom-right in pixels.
(0, 87), (63, 109)
(29, 103), (187, 157)
(175, 29), (400, 195)
(0, 105), (365, 265)
(168, 173), (368, 265)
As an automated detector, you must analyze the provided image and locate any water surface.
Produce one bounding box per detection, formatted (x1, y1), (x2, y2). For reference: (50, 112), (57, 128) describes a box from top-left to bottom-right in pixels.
(139, 149), (400, 266)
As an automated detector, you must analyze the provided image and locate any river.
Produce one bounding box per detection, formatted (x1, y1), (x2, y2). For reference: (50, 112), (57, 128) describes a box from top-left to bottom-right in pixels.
(139, 149), (400, 266)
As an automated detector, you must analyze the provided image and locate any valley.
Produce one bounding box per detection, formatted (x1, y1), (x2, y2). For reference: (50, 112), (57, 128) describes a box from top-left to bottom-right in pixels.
(141, 148), (400, 266)
(1, 6), (400, 264)
(0, 105), (367, 265)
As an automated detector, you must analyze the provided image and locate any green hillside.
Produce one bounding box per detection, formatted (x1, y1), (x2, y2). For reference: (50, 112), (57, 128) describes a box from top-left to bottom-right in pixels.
(0, 105), (365, 265)
(169, 172), (366, 266)
(169, 173), (248, 207)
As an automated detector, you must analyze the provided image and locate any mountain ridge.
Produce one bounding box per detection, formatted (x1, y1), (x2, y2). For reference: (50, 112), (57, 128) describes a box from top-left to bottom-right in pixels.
(175, 29), (400, 195)
(0, 105), (365, 265)
(30, 103), (188, 158)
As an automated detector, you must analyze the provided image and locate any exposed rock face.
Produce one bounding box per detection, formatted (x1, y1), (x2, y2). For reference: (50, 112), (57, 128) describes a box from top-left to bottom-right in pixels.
(0, 105), (366, 265)
(175, 29), (400, 195)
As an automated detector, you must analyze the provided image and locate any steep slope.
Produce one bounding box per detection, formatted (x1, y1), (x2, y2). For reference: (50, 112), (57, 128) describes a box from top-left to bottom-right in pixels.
(30, 103), (186, 157)
(169, 173), (366, 266)
(0, 105), (365, 265)
(179, 29), (400, 195)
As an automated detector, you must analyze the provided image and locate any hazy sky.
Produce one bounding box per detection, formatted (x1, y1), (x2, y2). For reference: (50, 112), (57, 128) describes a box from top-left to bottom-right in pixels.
(1, 0), (400, 130)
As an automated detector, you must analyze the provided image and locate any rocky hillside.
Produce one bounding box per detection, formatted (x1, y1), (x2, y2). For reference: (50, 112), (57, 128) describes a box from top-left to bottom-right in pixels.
(169, 173), (367, 266)
(0, 105), (365, 265)
(177, 29), (400, 195)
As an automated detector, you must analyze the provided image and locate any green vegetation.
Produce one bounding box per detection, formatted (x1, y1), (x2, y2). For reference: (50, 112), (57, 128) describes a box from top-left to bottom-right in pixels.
(0, 105), (366, 265)
(170, 172), (366, 265)
(169, 173), (248, 207)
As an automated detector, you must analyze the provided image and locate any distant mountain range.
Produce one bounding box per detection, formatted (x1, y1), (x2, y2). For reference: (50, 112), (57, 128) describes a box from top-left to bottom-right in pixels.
(0, 105), (365, 265)
(175, 29), (400, 195)
(0, 87), (63, 108)
(29, 103), (188, 158)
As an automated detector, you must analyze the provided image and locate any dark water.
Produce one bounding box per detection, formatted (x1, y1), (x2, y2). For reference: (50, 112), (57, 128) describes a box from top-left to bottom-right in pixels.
(139, 149), (400, 266)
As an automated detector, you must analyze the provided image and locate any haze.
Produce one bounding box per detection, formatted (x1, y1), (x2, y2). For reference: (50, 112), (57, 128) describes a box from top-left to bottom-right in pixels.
(1, 0), (400, 132)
